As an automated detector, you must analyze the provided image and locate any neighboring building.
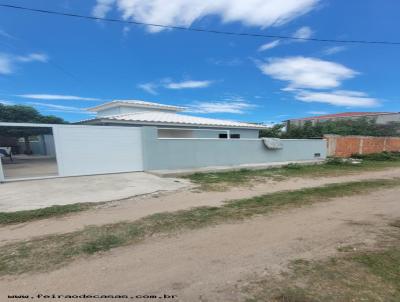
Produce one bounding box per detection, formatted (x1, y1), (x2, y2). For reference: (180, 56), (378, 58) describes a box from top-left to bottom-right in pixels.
(81, 100), (267, 139)
(285, 112), (400, 128)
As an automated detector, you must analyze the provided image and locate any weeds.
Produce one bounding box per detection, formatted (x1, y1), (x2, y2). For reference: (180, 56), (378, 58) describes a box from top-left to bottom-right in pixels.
(1, 178), (400, 276)
(0, 203), (97, 225)
(245, 219), (400, 302)
(185, 153), (400, 191)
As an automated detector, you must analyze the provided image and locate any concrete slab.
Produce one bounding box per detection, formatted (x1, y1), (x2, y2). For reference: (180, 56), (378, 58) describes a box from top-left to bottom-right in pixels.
(149, 159), (326, 177)
(2, 156), (58, 180)
(0, 172), (190, 212)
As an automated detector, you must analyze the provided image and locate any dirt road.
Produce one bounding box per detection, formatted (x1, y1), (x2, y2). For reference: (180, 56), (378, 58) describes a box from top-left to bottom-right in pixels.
(1, 167), (400, 245)
(1, 186), (399, 301)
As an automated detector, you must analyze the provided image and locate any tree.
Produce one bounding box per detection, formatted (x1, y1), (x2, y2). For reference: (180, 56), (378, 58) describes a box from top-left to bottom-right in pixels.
(260, 118), (400, 139)
(0, 104), (68, 154)
(259, 124), (285, 138)
(0, 104), (67, 124)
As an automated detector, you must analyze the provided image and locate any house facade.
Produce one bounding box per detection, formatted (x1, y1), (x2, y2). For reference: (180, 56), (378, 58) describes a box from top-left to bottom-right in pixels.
(0, 100), (328, 182)
(81, 100), (266, 139)
(285, 112), (400, 128)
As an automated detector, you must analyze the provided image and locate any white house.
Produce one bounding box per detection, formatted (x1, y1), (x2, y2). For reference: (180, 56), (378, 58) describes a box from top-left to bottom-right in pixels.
(81, 100), (267, 139)
(0, 100), (327, 182)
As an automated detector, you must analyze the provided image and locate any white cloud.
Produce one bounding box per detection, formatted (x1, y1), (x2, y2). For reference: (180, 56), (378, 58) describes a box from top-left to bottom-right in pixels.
(0, 54), (13, 74)
(257, 26), (313, 51)
(259, 57), (379, 109)
(123, 25), (131, 35)
(186, 99), (255, 114)
(138, 83), (158, 95)
(322, 46), (347, 55)
(0, 29), (14, 39)
(92, 0), (115, 18)
(93, 0), (320, 32)
(0, 99), (14, 105)
(27, 102), (92, 114)
(258, 40), (280, 51)
(292, 26), (313, 40)
(207, 57), (243, 66)
(259, 56), (358, 89)
(138, 79), (213, 93)
(16, 53), (48, 63)
(0, 52), (48, 75)
(263, 121), (280, 127)
(164, 80), (213, 89)
(295, 90), (379, 107)
(17, 94), (101, 101)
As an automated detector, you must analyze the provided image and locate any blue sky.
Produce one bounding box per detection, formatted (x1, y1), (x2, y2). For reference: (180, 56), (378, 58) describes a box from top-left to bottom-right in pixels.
(0, 0), (399, 123)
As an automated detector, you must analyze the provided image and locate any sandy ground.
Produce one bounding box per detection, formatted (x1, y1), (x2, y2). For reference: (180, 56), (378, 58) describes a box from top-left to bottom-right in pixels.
(1, 167), (400, 245)
(1, 187), (399, 301)
(0, 172), (190, 212)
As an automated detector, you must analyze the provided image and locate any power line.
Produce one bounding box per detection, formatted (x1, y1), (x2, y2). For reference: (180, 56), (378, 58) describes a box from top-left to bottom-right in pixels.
(1, 3), (400, 46)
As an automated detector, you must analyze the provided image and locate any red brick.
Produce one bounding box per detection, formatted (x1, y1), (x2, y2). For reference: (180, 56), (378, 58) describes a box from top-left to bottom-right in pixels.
(325, 135), (400, 157)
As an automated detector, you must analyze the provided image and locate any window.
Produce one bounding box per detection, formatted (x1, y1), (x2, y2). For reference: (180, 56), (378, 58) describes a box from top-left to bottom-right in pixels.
(230, 134), (240, 139)
(17, 136), (40, 143)
(158, 129), (194, 138)
(219, 133), (228, 139)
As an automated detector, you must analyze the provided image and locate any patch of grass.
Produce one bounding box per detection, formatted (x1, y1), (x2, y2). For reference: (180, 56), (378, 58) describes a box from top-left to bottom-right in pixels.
(337, 245), (356, 253)
(353, 248), (400, 287)
(184, 154), (400, 191)
(244, 220), (400, 302)
(352, 151), (400, 161)
(0, 203), (97, 225)
(273, 287), (317, 302)
(1, 178), (400, 276)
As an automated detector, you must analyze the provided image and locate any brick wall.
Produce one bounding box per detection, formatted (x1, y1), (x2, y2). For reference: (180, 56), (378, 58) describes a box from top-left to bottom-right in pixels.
(324, 135), (400, 157)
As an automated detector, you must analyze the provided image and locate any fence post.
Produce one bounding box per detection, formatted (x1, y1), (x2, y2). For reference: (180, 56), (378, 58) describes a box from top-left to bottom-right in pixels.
(0, 159), (5, 183)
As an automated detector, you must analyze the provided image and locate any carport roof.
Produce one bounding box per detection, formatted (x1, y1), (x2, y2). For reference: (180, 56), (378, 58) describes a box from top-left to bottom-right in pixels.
(81, 111), (267, 129)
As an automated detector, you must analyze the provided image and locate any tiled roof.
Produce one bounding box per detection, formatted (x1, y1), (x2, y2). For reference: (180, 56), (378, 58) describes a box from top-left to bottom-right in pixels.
(88, 111), (266, 129)
(293, 112), (394, 121)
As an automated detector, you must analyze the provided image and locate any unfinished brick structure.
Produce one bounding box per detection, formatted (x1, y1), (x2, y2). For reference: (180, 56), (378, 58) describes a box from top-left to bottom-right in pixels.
(324, 135), (400, 157)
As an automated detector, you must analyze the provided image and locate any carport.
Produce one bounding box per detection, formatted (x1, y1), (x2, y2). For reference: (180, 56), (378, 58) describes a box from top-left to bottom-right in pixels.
(0, 122), (144, 182)
(0, 124), (58, 180)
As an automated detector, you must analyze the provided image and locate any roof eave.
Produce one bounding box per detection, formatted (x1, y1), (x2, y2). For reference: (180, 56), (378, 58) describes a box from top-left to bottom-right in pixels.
(79, 118), (267, 130)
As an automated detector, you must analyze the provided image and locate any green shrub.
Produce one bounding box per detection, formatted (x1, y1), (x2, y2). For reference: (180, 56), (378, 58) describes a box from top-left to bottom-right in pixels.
(285, 163), (302, 170)
(326, 157), (346, 165)
(351, 151), (400, 161)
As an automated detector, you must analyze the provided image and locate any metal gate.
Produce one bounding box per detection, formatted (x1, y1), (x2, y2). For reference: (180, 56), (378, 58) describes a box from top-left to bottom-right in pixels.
(53, 125), (143, 177)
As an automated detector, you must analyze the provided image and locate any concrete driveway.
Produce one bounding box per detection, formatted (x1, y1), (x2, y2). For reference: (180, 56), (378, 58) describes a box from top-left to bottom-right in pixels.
(0, 172), (190, 212)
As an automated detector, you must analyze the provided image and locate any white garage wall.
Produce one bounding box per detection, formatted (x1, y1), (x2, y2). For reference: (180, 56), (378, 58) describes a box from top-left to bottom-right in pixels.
(53, 125), (143, 177)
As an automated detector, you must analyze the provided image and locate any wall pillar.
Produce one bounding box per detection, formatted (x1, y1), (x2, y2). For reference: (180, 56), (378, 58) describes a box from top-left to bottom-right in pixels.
(359, 137), (364, 155)
(0, 159), (5, 182)
(140, 126), (158, 171)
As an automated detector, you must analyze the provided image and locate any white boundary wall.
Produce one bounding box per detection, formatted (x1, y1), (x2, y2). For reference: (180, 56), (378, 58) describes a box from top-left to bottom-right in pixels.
(142, 127), (327, 171)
